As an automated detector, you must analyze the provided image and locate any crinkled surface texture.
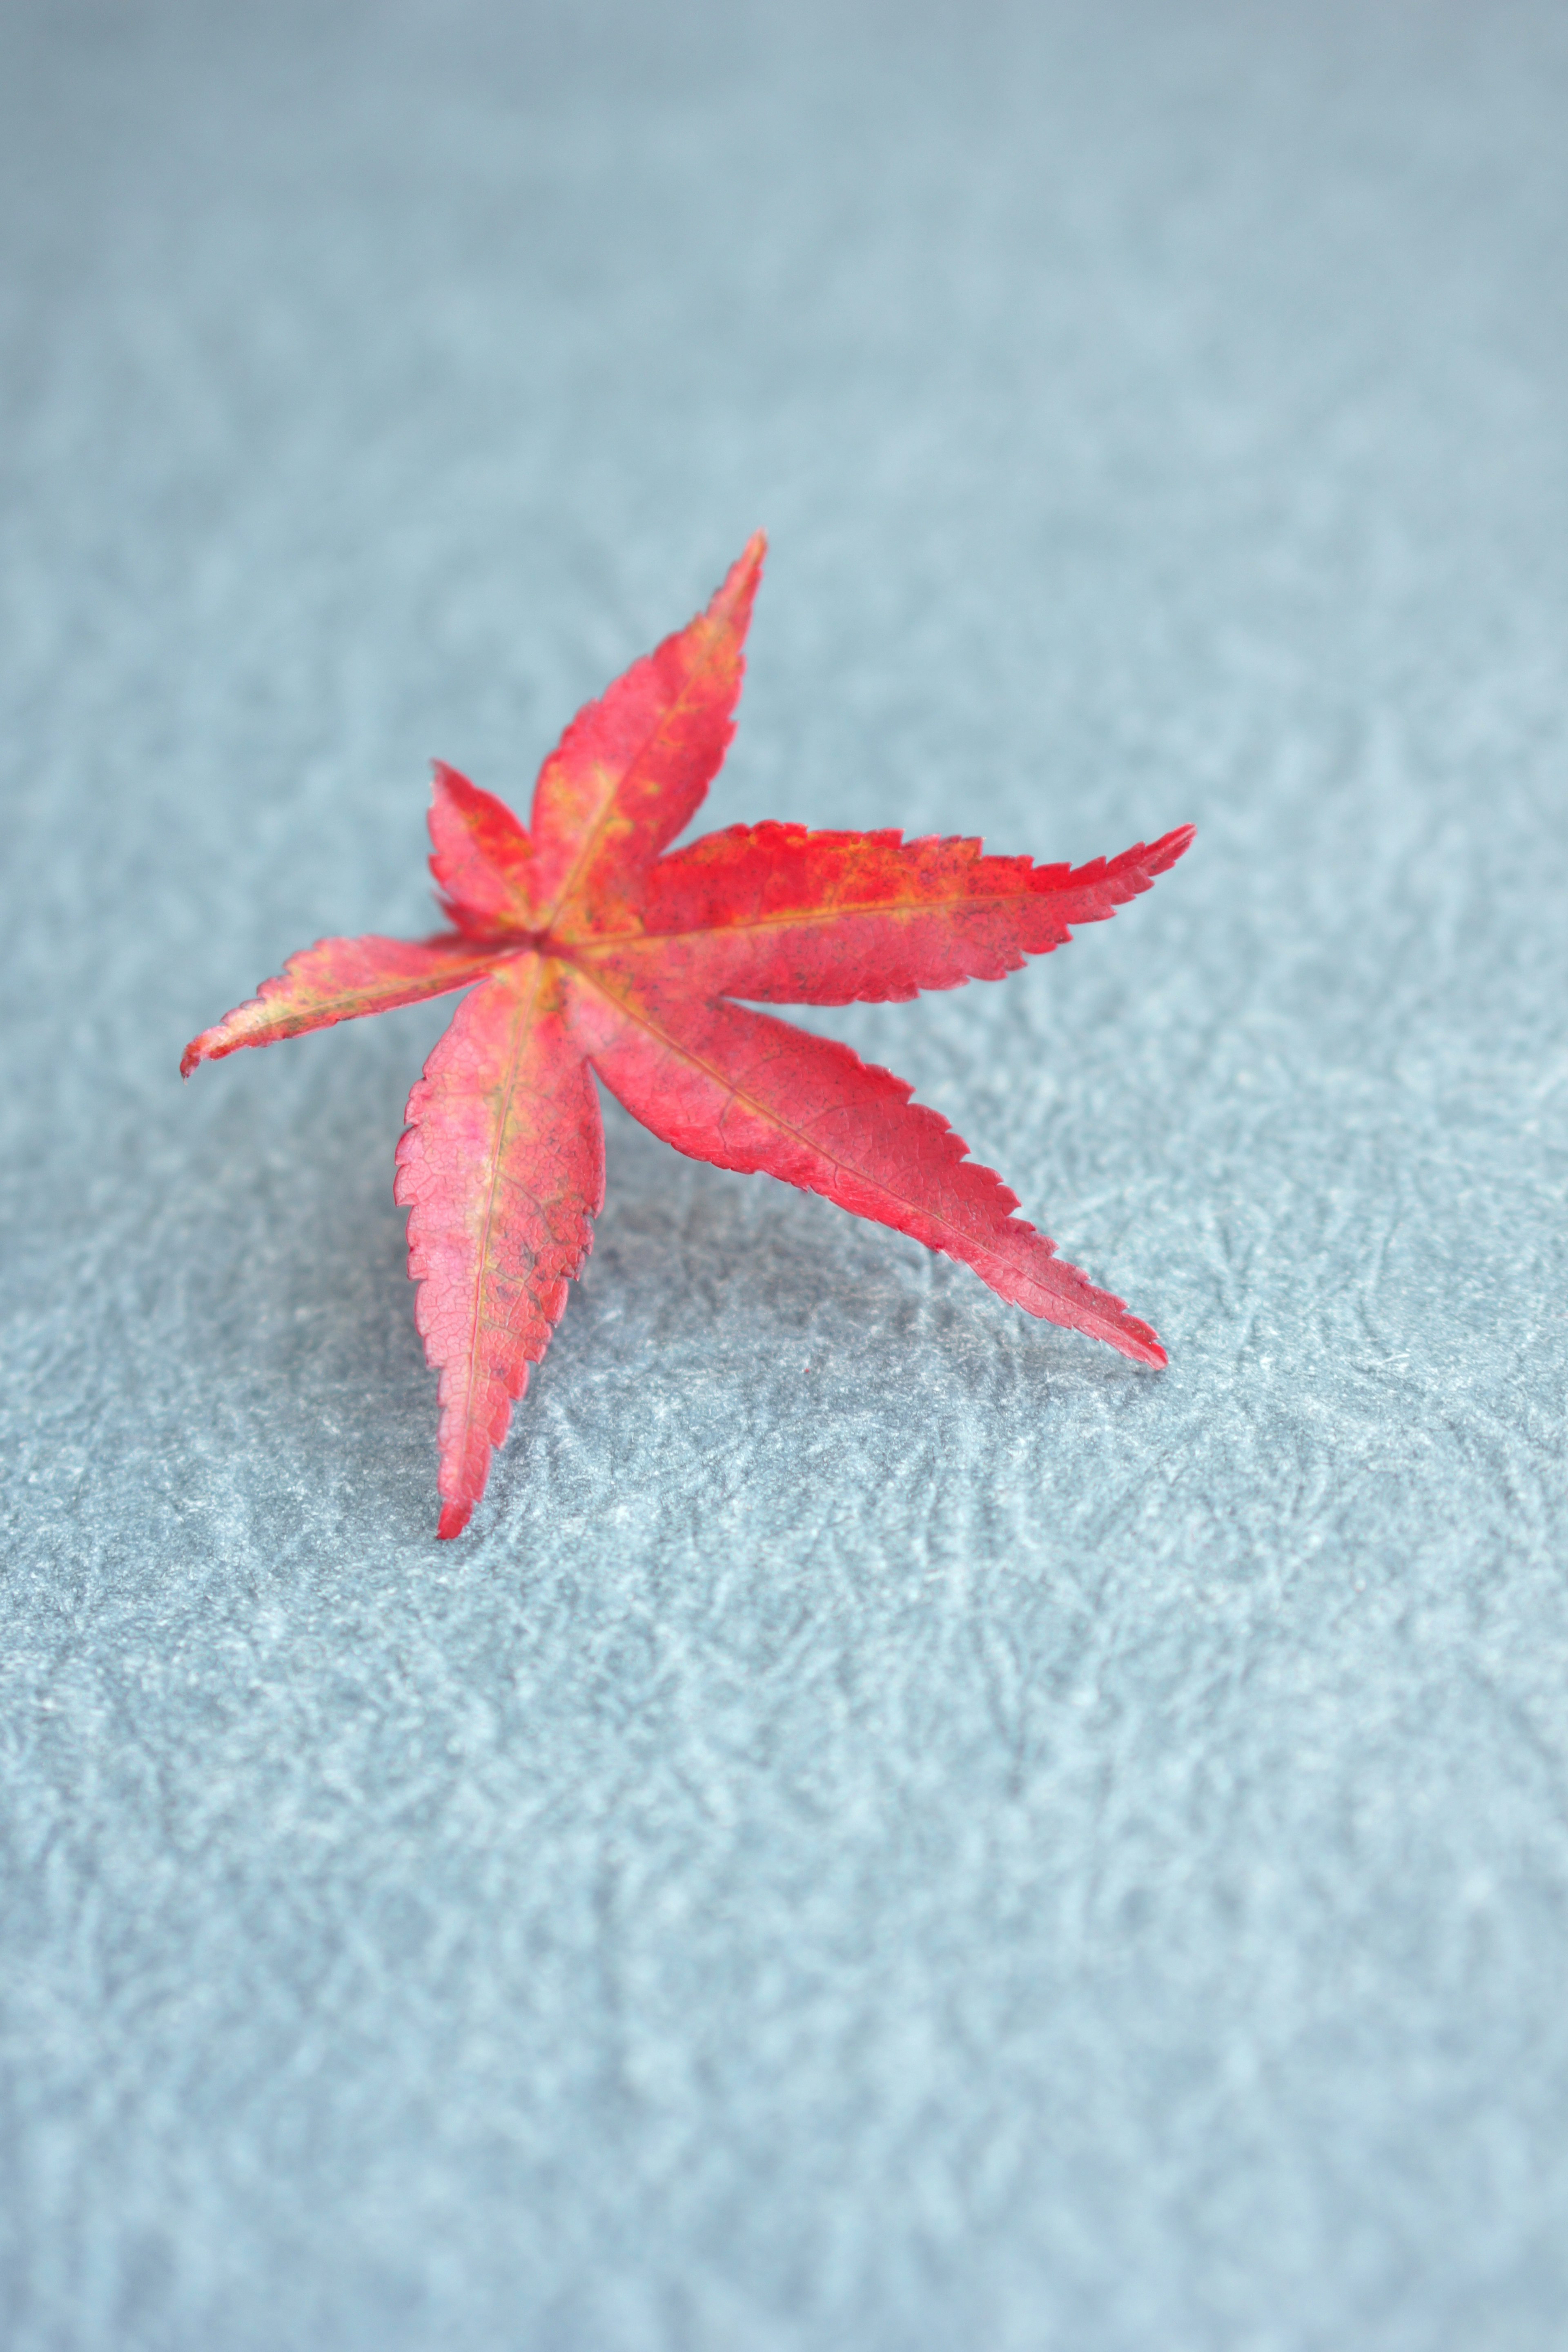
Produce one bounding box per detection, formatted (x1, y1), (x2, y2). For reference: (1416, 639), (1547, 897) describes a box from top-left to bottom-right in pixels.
(2, 2), (1566, 2347)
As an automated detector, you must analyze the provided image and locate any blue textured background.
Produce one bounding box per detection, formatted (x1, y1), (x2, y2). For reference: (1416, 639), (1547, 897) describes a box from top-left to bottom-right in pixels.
(3, 3), (1566, 2346)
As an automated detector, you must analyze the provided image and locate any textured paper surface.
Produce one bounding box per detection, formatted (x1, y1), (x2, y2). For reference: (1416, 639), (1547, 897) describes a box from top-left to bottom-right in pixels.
(2, 3), (1566, 2346)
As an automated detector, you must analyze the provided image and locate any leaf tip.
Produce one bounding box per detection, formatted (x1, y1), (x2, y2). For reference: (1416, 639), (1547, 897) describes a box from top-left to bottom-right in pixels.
(1120, 1321), (1168, 1368)
(437, 1499), (472, 1540)
(711, 530), (767, 626)
(1150, 823), (1196, 873)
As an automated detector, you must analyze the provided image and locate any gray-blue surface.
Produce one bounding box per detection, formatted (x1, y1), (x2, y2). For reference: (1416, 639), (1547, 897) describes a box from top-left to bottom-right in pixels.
(3, 2), (1566, 2346)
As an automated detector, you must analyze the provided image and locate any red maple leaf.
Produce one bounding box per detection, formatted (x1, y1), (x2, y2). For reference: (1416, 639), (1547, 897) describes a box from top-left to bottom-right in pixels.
(184, 538), (1193, 1537)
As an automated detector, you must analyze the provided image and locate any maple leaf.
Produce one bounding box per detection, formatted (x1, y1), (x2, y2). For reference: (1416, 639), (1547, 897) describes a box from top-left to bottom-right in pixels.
(184, 537), (1193, 1538)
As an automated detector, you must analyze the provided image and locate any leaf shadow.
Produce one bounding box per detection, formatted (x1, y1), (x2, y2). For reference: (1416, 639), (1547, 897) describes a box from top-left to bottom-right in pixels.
(517, 1105), (1162, 1506)
(173, 1060), (1161, 1550)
